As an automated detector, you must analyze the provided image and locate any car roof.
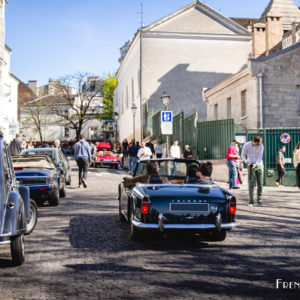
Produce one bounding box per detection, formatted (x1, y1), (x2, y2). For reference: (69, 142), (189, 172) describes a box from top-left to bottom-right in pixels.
(23, 148), (56, 152)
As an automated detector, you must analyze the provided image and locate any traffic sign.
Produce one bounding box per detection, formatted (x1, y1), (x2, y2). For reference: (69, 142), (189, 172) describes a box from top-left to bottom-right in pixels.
(161, 111), (173, 135)
(280, 133), (291, 144)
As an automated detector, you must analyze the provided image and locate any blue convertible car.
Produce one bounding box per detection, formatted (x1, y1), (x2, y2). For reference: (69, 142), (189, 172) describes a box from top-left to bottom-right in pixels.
(12, 155), (60, 206)
(118, 158), (237, 241)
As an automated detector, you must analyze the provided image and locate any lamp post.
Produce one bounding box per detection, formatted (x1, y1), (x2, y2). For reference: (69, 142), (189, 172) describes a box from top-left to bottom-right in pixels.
(131, 103), (137, 143)
(161, 92), (170, 157)
(114, 112), (119, 146)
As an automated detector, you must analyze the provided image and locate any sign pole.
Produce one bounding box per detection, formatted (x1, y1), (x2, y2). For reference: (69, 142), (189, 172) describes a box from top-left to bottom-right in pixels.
(165, 104), (169, 157)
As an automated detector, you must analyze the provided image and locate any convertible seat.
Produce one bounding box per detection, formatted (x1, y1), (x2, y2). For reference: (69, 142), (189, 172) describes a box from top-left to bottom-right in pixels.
(148, 175), (163, 184)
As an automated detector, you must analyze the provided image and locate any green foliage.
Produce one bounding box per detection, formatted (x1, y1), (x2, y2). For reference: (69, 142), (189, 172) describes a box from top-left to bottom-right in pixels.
(100, 74), (118, 120)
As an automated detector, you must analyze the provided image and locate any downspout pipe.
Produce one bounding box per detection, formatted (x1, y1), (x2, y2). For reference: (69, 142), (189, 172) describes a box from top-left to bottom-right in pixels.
(257, 73), (264, 128)
(139, 28), (143, 141)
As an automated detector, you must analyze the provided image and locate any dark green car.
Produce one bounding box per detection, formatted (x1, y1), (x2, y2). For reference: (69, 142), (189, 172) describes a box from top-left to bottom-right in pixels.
(22, 148), (72, 188)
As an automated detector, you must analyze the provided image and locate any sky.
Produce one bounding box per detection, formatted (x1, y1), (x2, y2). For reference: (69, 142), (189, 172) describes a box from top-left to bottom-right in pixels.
(5, 0), (300, 86)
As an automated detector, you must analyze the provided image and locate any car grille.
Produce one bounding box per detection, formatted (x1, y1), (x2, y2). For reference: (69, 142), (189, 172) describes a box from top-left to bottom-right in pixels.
(19, 177), (47, 185)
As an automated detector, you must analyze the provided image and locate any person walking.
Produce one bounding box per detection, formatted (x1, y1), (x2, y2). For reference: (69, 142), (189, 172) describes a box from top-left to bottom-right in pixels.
(155, 140), (163, 159)
(137, 142), (152, 160)
(241, 135), (264, 206)
(226, 140), (240, 189)
(121, 138), (129, 168)
(170, 140), (180, 175)
(146, 137), (155, 158)
(128, 141), (138, 174)
(275, 146), (286, 187)
(74, 134), (92, 188)
(293, 142), (300, 188)
(9, 134), (22, 156)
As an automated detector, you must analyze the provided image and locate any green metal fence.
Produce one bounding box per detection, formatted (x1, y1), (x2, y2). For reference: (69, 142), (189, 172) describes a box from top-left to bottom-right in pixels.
(247, 128), (300, 186)
(197, 119), (235, 160)
(183, 113), (198, 152)
(172, 112), (184, 146)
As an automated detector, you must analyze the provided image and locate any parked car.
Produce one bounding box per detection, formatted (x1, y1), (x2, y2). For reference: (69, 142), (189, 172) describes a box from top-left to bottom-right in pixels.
(12, 155), (61, 206)
(92, 142), (120, 169)
(0, 139), (33, 265)
(22, 147), (72, 189)
(118, 158), (237, 241)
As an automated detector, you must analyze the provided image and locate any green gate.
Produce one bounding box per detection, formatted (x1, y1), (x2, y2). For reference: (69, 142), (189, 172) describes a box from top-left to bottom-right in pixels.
(247, 128), (300, 186)
(172, 112), (184, 146)
(183, 113), (198, 152)
(197, 119), (235, 160)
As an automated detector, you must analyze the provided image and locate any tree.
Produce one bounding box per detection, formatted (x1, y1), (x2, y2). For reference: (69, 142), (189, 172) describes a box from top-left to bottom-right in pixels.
(100, 74), (118, 120)
(20, 94), (47, 142)
(53, 72), (101, 141)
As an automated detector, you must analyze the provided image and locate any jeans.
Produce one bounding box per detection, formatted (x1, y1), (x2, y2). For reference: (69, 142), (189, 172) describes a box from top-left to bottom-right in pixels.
(248, 165), (264, 203)
(276, 164), (286, 185)
(226, 160), (237, 189)
(129, 156), (136, 174)
(76, 158), (89, 185)
(172, 162), (178, 176)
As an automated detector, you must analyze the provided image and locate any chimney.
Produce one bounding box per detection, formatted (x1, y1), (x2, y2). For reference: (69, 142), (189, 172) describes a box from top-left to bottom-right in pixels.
(27, 80), (37, 95)
(265, 16), (283, 56)
(252, 23), (266, 58)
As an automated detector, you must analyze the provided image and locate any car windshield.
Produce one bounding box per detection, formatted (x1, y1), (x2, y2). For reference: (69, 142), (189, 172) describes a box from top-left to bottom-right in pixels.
(12, 156), (55, 170)
(22, 149), (56, 163)
(135, 160), (189, 177)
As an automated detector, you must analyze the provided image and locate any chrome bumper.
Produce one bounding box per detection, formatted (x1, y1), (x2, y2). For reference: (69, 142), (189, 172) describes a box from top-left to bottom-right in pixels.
(132, 219), (238, 230)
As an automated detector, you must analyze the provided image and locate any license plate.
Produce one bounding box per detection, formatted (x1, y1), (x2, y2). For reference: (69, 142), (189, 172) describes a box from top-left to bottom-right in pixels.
(103, 159), (111, 162)
(170, 203), (209, 212)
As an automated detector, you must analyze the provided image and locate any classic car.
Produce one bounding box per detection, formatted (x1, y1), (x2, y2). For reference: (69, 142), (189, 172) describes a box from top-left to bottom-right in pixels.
(12, 155), (61, 206)
(0, 139), (33, 266)
(92, 142), (120, 169)
(118, 158), (237, 241)
(22, 147), (72, 193)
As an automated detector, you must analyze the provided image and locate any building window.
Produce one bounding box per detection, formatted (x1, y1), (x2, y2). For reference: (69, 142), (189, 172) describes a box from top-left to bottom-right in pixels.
(241, 90), (247, 117)
(64, 127), (69, 137)
(227, 97), (231, 119)
(214, 104), (218, 120)
(297, 85), (300, 114)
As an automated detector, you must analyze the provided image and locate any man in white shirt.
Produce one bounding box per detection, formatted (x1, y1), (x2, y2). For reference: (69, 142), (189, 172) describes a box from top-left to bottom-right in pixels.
(170, 140), (180, 175)
(241, 135), (264, 206)
(137, 142), (152, 160)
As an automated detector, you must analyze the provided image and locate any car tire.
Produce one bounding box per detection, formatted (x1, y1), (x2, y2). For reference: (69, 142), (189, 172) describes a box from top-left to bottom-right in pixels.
(208, 230), (227, 242)
(114, 165), (119, 170)
(25, 200), (38, 235)
(49, 189), (60, 206)
(10, 234), (25, 266)
(129, 206), (144, 241)
(119, 199), (126, 223)
(59, 182), (66, 198)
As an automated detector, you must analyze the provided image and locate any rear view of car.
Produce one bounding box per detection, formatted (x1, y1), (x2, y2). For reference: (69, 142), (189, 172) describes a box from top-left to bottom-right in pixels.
(12, 156), (60, 206)
(93, 142), (120, 169)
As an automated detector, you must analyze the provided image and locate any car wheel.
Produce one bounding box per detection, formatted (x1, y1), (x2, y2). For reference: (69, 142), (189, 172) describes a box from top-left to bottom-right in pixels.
(49, 189), (60, 206)
(25, 200), (38, 235)
(59, 182), (66, 198)
(10, 234), (25, 266)
(208, 230), (227, 242)
(119, 199), (126, 223)
(129, 206), (143, 241)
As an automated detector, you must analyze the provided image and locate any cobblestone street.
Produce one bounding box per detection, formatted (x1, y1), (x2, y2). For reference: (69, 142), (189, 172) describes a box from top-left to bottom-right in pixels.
(0, 164), (299, 299)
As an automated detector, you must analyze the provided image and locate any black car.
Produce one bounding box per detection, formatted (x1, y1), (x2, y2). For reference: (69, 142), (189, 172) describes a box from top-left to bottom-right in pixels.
(12, 155), (62, 206)
(0, 139), (34, 265)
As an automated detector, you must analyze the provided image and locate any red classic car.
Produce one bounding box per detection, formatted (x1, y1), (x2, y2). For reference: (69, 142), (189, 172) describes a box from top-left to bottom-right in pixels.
(92, 142), (120, 169)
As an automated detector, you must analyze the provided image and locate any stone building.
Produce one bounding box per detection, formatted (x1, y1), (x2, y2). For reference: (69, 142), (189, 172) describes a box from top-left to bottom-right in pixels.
(204, 0), (300, 130)
(0, 0), (20, 141)
(114, 0), (253, 142)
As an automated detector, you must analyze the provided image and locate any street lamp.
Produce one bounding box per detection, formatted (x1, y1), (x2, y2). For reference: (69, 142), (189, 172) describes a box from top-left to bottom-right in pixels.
(114, 112), (119, 145)
(161, 92), (170, 157)
(131, 103), (137, 143)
